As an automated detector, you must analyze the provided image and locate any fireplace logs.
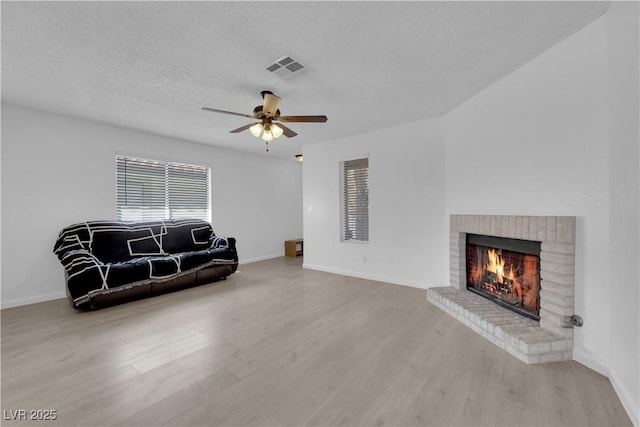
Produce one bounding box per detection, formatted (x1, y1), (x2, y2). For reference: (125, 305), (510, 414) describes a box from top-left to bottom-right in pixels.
(466, 234), (541, 320)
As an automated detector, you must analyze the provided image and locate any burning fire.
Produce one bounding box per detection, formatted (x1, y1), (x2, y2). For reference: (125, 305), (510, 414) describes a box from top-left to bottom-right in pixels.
(487, 249), (514, 283)
(485, 249), (523, 299)
(467, 244), (540, 314)
(487, 249), (506, 282)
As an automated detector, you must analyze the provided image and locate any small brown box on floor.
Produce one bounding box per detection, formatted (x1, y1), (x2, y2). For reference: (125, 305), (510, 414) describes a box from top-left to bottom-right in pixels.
(284, 239), (303, 257)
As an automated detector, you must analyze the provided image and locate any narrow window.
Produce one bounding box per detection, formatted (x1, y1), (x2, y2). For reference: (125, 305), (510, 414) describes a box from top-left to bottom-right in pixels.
(116, 156), (211, 222)
(341, 157), (369, 242)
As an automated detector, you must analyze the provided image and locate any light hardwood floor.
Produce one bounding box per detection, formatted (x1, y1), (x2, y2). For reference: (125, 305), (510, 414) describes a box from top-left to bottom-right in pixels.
(1, 257), (632, 426)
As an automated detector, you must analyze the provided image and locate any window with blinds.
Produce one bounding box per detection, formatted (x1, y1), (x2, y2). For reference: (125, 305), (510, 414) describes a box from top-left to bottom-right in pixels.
(340, 157), (369, 242)
(116, 156), (211, 222)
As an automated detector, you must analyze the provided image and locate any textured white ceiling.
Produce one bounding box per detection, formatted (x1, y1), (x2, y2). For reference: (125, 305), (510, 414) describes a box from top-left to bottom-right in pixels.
(1, 1), (609, 160)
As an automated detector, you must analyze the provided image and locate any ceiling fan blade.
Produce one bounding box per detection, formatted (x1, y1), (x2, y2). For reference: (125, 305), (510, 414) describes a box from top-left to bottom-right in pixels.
(202, 107), (254, 119)
(278, 115), (328, 123)
(274, 122), (298, 138)
(229, 123), (256, 133)
(262, 93), (281, 118)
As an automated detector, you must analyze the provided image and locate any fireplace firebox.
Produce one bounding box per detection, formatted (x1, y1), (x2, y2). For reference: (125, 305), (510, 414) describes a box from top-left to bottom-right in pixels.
(466, 234), (541, 320)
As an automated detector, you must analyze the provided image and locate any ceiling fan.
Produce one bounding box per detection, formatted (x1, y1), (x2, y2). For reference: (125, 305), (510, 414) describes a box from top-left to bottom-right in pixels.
(202, 90), (328, 151)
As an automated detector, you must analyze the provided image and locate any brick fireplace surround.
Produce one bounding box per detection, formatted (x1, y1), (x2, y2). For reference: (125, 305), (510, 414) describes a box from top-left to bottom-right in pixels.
(427, 215), (576, 364)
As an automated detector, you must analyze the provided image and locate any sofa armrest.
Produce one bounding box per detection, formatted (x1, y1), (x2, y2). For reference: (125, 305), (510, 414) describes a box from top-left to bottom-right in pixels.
(210, 236), (236, 249)
(60, 249), (104, 275)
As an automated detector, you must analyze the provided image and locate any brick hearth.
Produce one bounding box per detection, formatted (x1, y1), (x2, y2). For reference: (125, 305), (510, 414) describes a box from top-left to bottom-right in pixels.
(427, 215), (576, 364)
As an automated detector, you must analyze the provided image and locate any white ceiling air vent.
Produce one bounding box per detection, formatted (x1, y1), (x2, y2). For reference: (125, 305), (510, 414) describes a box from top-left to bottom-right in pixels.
(266, 55), (312, 81)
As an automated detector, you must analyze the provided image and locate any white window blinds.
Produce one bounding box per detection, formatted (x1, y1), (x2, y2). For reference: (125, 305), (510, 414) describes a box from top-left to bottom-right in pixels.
(116, 156), (211, 222)
(341, 157), (369, 242)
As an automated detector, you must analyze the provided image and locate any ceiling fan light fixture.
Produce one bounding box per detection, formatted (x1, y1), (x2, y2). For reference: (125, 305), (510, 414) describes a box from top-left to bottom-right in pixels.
(271, 124), (284, 139)
(249, 123), (263, 137)
(262, 130), (274, 142)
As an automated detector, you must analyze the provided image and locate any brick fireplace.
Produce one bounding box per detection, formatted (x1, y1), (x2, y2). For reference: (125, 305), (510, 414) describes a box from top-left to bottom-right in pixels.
(427, 215), (576, 364)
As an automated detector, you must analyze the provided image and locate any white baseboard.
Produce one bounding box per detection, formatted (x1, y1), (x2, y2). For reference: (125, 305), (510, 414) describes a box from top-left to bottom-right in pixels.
(239, 253), (283, 265)
(570, 347), (638, 426)
(1, 291), (67, 309)
(572, 347), (609, 377)
(610, 370), (640, 427)
(302, 263), (427, 289)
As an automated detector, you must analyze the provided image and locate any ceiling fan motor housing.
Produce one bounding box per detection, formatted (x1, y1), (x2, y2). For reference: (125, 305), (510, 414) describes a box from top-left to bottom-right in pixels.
(253, 105), (281, 120)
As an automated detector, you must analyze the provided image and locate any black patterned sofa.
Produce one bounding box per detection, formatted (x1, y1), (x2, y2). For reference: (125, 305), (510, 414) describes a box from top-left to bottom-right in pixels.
(53, 219), (238, 309)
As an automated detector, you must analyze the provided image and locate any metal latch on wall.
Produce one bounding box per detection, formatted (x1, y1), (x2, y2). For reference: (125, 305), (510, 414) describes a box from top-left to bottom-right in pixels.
(562, 314), (584, 328)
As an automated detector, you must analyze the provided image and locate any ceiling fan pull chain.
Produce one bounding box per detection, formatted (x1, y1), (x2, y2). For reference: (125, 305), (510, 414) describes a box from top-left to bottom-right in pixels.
(265, 141), (269, 152)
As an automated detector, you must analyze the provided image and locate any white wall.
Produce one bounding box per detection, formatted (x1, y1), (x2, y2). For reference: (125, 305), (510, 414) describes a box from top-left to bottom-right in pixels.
(1, 105), (303, 308)
(303, 8), (638, 423)
(303, 117), (447, 288)
(445, 15), (611, 373)
(606, 2), (639, 425)
(443, 12), (639, 424)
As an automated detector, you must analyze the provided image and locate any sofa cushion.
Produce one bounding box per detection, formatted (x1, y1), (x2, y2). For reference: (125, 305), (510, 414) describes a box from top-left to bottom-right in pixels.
(91, 224), (165, 263)
(147, 255), (181, 278)
(105, 257), (155, 288)
(177, 247), (232, 271)
(161, 220), (214, 254)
